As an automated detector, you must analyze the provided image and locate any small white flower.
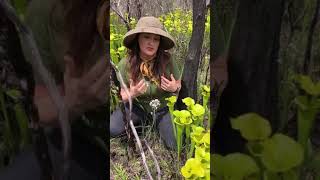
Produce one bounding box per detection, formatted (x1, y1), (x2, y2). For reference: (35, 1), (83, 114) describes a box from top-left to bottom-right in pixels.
(149, 99), (161, 111)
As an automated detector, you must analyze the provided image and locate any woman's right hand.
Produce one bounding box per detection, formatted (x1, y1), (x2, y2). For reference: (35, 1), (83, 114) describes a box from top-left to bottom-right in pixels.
(63, 55), (108, 120)
(34, 55), (108, 125)
(120, 79), (147, 101)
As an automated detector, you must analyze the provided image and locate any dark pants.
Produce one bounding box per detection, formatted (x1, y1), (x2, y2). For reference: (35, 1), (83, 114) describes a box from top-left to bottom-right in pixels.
(110, 103), (176, 150)
(0, 130), (107, 180)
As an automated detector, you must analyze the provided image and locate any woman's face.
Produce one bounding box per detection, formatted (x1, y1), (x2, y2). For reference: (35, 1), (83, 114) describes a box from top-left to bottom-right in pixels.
(138, 33), (160, 58)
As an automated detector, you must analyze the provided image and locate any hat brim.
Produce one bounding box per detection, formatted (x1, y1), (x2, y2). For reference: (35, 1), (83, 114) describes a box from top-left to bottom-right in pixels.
(123, 27), (175, 50)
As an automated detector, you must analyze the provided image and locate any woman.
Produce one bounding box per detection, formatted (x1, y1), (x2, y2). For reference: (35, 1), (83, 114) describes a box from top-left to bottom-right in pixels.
(0, 0), (109, 179)
(110, 16), (181, 149)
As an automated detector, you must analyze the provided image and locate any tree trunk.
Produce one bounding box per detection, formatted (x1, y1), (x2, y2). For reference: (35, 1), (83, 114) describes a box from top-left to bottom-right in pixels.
(303, 0), (320, 74)
(181, 0), (206, 101)
(213, 0), (285, 154)
(135, 0), (142, 19)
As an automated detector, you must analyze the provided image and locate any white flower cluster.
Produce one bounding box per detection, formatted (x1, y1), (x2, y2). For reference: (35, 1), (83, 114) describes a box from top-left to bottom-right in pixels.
(149, 99), (160, 111)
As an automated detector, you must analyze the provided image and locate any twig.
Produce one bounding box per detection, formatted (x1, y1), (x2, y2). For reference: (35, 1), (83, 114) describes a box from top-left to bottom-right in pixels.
(144, 140), (161, 180)
(110, 3), (131, 31)
(129, 121), (153, 179)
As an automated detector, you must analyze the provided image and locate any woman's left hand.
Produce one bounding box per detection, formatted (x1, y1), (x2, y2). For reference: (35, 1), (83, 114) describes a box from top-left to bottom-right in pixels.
(161, 74), (181, 93)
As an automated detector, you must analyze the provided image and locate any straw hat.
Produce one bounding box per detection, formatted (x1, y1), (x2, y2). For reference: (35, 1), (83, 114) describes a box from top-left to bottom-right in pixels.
(123, 16), (175, 50)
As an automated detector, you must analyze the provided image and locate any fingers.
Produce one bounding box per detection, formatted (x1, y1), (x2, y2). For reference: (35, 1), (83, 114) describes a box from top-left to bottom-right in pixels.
(137, 82), (147, 94)
(160, 84), (167, 91)
(135, 80), (147, 93)
(161, 75), (171, 84)
(64, 55), (77, 78)
(170, 74), (176, 81)
(136, 79), (145, 87)
(129, 79), (134, 88)
(83, 56), (108, 84)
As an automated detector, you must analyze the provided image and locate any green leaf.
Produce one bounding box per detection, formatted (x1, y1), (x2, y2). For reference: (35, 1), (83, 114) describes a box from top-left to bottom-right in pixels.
(261, 134), (304, 172)
(223, 153), (259, 179)
(117, 46), (125, 52)
(231, 113), (272, 141)
(110, 34), (115, 40)
(5, 89), (22, 101)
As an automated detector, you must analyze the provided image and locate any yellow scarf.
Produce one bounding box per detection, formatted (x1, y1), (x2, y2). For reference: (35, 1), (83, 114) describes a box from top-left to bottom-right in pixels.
(139, 54), (160, 86)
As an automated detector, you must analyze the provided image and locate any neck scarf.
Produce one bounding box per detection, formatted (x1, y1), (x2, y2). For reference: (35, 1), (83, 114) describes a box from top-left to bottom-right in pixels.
(139, 53), (160, 86)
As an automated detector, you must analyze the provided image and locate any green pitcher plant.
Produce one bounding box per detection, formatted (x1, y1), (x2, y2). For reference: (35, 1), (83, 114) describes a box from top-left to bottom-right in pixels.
(165, 84), (211, 179)
(182, 97), (195, 111)
(173, 110), (192, 159)
(188, 125), (205, 159)
(190, 104), (205, 127)
(213, 113), (305, 180)
(165, 96), (178, 139)
(294, 75), (320, 150)
(200, 85), (210, 128)
(181, 139), (210, 179)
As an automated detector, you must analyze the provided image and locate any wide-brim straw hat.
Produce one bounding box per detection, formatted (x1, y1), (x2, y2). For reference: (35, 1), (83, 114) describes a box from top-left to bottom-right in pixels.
(123, 16), (175, 50)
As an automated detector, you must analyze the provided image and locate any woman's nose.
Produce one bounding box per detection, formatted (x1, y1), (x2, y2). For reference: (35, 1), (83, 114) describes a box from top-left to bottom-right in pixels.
(149, 39), (157, 45)
(148, 39), (154, 45)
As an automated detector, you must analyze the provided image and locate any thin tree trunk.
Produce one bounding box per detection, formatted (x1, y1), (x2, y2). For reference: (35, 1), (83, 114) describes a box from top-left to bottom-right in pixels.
(135, 0), (142, 19)
(181, 0), (207, 101)
(303, 0), (320, 74)
(213, 0), (285, 154)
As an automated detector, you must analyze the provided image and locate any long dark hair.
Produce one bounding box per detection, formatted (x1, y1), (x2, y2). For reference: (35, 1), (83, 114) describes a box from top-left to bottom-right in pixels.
(127, 35), (173, 84)
(60, 0), (108, 76)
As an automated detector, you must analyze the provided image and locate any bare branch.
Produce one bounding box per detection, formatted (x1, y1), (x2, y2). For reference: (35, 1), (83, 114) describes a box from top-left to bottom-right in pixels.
(144, 140), (161, 180)
(111, 3), (131, 31)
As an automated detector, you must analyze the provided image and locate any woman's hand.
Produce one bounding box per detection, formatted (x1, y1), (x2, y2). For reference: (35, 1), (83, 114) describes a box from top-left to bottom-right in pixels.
(161, 74), (181, 93)
(34, 55), (108, 125)
(120, 79), (147, 102)
(63, 55), (108, 120)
